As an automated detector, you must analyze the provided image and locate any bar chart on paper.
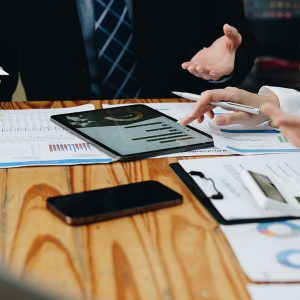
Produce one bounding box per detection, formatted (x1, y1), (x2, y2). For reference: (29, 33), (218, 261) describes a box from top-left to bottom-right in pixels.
(48, 142), (93, 153)
(277, 135), (289, 143)
(0, 105), (114, 168)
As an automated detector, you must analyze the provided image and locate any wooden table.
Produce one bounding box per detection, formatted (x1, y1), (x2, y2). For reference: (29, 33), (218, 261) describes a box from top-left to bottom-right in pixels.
(0, 99), (250, 300)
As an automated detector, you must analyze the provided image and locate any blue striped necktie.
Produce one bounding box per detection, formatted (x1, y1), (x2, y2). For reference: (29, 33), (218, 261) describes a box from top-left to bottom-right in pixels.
(94, 0), (141, 99)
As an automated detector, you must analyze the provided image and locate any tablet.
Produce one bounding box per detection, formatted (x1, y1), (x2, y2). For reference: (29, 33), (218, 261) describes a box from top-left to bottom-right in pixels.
(50, 104), (213, 161)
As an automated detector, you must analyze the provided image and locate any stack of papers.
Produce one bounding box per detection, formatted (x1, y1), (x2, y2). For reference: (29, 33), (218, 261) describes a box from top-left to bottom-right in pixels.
(3, 102), (300, 168)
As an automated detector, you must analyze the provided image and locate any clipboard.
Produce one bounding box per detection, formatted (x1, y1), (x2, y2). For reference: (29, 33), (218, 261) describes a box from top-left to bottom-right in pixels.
(170, 162), (299, 225)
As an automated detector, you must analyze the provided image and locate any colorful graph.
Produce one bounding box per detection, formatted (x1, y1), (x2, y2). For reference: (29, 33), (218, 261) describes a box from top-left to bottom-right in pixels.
(49, 142), (93, 152)
(276, 249), (300, 269)
(278, 135), (289, 143)
(257, 221), (300, 238)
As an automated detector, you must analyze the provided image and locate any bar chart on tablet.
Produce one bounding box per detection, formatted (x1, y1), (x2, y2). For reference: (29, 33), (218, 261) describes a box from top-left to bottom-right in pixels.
(58, 104), (212, 157)
(124, 120), (195, 144)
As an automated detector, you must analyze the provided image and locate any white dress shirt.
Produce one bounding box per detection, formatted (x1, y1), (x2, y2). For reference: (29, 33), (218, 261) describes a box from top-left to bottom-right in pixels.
(259, 86), (300, 117)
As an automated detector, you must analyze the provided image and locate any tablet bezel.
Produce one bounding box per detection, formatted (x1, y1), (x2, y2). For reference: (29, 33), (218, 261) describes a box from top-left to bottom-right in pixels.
(50, 104), (214, 161)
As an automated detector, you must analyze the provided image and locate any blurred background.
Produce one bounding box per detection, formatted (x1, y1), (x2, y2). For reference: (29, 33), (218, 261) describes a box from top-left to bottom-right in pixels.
(241, 0), (300, 92)
(12, 0), (300, 101)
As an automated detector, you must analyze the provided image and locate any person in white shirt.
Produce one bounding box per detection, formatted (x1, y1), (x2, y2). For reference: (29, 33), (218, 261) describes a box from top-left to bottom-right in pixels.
(179, 86), (300, 148)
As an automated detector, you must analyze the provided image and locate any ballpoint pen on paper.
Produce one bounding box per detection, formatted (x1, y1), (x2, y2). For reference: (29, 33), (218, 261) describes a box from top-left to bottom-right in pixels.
(172, 91), (260, 115)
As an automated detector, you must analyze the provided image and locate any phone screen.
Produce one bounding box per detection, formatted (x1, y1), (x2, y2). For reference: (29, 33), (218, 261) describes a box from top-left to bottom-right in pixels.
(249, 171), (287, 203)
(47, 181), (182, 225)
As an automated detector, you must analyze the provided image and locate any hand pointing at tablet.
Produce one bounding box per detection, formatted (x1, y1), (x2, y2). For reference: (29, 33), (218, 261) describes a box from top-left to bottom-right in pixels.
(178, 87), (280, 126)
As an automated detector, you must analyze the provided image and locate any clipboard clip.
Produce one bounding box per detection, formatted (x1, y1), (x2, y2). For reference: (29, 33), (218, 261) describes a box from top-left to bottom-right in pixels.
(189, 171), (223, 200)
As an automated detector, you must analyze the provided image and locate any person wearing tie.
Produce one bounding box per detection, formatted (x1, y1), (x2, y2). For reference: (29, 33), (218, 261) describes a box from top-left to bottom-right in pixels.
(0, 0), (255, 100)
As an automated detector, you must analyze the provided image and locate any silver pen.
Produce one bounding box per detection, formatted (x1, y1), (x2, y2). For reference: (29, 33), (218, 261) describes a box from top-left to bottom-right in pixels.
(172, 91), (260, 115)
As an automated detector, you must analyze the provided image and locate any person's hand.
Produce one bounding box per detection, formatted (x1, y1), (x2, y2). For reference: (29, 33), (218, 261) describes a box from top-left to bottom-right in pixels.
(261, 103), (300, 148)
(181, 24), (242, 81)
(179, 87), (280, 126)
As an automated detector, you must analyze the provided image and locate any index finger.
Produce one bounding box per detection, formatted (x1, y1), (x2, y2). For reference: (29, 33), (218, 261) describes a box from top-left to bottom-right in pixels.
(179, 89), (239, 125)
(179, 107), (213, 125)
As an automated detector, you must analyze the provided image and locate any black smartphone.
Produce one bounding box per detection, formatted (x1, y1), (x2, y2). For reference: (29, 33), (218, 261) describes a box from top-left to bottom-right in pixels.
(47, 181), (182, 225)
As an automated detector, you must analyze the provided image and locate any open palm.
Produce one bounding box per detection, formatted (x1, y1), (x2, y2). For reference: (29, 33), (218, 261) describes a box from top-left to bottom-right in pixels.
(182, 24), (242, 81)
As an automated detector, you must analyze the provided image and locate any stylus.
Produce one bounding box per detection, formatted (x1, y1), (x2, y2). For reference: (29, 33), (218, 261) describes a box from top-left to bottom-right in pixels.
(172, 91), (260, 115)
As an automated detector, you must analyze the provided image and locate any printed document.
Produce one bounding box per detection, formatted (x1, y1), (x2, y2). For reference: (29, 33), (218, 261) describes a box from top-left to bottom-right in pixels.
(222, 221), (300, 281)
(209, 120), (300, 154)
(0, 104), (114, 168)
(247, 284), (300, 300)
(178, 154), (300, 220)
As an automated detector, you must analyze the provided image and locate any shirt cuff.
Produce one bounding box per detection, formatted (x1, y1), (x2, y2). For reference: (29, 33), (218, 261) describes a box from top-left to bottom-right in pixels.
(208, 74), (233, 84)
(258, 86), (300, 116)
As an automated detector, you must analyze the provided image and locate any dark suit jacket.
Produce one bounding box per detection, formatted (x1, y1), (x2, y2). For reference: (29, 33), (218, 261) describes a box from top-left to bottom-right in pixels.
(0, 0), (255, 100)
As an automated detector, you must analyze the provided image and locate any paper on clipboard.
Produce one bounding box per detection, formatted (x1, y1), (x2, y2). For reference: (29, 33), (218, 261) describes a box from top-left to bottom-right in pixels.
(177, 154), (300, 221)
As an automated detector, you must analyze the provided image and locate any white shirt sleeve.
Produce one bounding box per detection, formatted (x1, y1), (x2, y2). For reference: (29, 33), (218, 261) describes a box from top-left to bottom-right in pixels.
(258, 86), (300, 117)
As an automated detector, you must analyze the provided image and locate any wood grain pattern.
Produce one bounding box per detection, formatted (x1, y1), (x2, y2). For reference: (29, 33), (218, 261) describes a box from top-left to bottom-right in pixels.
(0, 100), (251, 300)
